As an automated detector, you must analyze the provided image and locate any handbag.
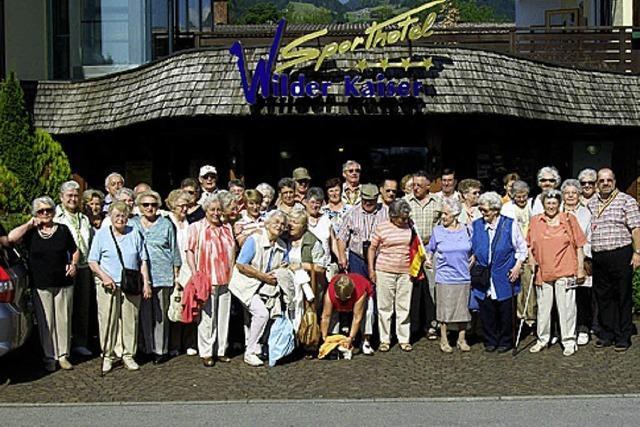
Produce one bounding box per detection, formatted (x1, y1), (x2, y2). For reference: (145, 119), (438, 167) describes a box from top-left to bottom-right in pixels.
(110, 226), (143, 295)
(167, 286), (183, 322)
(297, 265), (320, 348)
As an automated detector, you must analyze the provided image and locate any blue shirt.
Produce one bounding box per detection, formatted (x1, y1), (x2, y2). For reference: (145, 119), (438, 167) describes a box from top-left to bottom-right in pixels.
(132, 216), (181, 287)
(88, 225), (147, 286)
(426, 225), (472, 284)
(237, 234), (289, 268)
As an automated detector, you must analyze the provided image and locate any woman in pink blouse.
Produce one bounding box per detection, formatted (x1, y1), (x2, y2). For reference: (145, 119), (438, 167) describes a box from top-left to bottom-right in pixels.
(367, 199), (414, 353)
(186, 194), (236, 367)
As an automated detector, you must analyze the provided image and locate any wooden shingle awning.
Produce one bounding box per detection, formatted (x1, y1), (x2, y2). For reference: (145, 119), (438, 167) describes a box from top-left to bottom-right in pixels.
(32, 45), (640, 135)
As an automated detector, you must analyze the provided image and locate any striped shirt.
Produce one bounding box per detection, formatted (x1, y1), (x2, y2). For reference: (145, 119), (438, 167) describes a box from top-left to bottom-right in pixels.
(370, 221), (412, 274)
(404, 193), (442, 242)
(337, 204), (389, 258)
(186, 220), (236, 286)
(587, 190), (640, 252)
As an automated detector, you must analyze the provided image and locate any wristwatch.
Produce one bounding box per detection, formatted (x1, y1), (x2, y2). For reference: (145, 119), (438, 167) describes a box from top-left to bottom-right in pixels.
(634, 249), (640, 255)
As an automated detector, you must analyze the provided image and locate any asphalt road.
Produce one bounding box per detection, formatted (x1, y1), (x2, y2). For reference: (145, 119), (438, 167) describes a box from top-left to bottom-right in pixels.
(2, 396), (639, 426)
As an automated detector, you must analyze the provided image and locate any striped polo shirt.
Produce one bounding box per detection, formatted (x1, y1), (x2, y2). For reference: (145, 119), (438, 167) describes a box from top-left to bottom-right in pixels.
(370, 220), (412, 274)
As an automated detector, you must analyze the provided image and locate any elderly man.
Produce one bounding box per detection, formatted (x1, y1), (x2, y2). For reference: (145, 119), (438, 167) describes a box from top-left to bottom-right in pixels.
(379, 178), (398, 207)
(532, 166), (561, 215)
(198, 165), (219, 205)
(102, 172), (124, 213)
(54, 180), (94, 357)
(404, 171), (442, 340)
(435, 168), (461, 204)
(587, 168), (640, 351)
(341, 160), (362, 207)
(577, 168), (598, 207)
(293, 167), (312, 203)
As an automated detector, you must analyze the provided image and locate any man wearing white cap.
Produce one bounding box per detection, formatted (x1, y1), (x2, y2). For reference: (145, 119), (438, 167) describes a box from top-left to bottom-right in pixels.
(198, 165), (219, 205)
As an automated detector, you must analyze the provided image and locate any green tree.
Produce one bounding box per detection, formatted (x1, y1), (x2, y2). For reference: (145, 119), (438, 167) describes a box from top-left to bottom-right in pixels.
(284, 2), (333, 24)
(0, 72), (35, 203)
(240, 3), (281, 24)
(31, 129), (72, 200)
(0, 163), (28, 231)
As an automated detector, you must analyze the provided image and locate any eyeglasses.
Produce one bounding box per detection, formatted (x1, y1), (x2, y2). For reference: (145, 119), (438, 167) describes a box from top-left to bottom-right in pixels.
(540, 178), (556, 183)
(346, 169), (361, 173)
(36, 208), (54, 215)
(385, 189), (397, 193)
(202, 174), (217, 180)
(141, 202), (158, 208)
(598, 179), (613, 183)
(579, 181), (595, 186)
(175, 204), (189, 209)
(479, 208), (492, 214)
(296, 179), (310, 185)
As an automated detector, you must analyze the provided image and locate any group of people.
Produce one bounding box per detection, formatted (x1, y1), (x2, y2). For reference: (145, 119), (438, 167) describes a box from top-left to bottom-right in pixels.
(2, 161), (638, 373)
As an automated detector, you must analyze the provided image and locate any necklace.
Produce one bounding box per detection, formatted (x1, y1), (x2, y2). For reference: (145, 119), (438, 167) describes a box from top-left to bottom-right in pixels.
(38, 224), (58, 239)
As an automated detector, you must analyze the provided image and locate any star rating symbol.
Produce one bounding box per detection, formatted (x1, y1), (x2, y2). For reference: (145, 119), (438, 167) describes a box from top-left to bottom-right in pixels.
(378, 58), (390, 71)
(400, 57), (412, 71)
(421, 57), (433, 70)
(355, 59), (368, 72)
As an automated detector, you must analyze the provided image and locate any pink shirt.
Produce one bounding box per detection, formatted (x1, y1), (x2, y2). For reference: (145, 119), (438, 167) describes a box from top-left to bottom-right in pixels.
(370, 221), (412, 274)
(187, 220), (236, 286)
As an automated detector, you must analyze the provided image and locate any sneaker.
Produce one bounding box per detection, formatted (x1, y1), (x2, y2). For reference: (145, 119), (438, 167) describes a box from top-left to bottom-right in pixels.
(102, 358), (113, 374)
(577, 332), (589, 346)
(186, 348), (198, 356)
(614, 342), (631, 352)
(44, 360), (57, 373)
(529, 341), (546, 353)
(58, 356), (74, 370)
(563, 346), (576, 357)
(72, 346), (93, 357)
(361, 340), (374, 355)
(123, 356), (140, 371)
(595, 339), (613, 348)
(244, 353), (263, 367)
(337, 345), (353, 360)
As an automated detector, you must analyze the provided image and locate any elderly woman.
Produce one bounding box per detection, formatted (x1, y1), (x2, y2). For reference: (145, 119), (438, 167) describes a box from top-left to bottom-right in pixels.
(132, 190), (181, 364)
(457, 179), (482, 225)
(102, 187), (136, 227)
(532, 166), (561, 215)
(9, 196), (80, 372)
(500, 180), (536, 328)
(181, 178), (204, 223)
(287, 208), (326, 338)
(229, 210), (289, 367)
(561, 179), (594, 346)
(103, 172), (124, 213)
(471, 192), (527, 353)
(218, 190), (240, 226)
(321, 178), (350, 231)
(425, 198), (472, 353)
(275, 177), (304, 215)
(501, 173), (520, 204)
(256, 182), (276, 215)
(166, 189), (198, 356)
(400, 174), (413, 198)
(577, 168), (597, 207)
(186, 193), (236, 367)
(55, 181), (94, 357)
(234, 189), (265, 247)
(528, 190), (586, 356)
(305, 187), (335, 274)
(88, 201), (151, 373)
(367, 199), (414, 352)
(83, 189), (105, 230)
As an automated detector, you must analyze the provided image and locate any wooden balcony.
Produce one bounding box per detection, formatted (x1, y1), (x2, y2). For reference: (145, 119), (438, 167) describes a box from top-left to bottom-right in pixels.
(153, 25), (640, 74)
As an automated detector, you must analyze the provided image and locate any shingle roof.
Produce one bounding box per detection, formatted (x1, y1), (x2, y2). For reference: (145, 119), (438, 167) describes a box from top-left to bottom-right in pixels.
(32, 45), (640, 135)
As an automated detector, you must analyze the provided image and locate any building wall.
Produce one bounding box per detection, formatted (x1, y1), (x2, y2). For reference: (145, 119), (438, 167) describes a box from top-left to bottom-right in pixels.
(517, 0), (633, 26)
(5, 0), (48, 80)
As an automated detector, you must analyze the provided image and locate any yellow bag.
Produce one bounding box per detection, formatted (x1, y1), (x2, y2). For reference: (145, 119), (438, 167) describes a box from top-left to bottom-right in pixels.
(297, 268), (320, 348)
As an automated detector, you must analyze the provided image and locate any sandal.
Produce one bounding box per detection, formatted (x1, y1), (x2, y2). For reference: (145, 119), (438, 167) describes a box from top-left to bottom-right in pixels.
(378, 343), (390, 352)
(440, 340), (453, 353)
(399, 343), (413, 352)
(427, 328), (438, 340)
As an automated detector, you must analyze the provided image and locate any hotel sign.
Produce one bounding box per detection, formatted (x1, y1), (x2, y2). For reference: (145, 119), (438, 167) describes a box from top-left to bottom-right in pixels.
(229, 0), (444, 105)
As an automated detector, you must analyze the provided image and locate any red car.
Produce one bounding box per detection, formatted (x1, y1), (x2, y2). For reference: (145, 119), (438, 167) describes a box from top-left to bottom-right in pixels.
(0, 247), (32, 357)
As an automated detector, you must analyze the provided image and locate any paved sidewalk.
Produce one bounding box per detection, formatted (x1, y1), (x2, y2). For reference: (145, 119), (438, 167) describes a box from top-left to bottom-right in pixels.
(0, 326), (638, 403)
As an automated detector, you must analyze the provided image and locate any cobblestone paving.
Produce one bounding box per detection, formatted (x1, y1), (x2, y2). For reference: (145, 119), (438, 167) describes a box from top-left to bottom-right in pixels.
(1, 326), (638, 403)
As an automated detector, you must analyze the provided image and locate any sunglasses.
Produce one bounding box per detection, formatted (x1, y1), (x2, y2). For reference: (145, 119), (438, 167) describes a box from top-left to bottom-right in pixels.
(141, 202), (158, 208)
(202, 174), (217, 179)
(36, 208), (54, 215)
(385, 189), (397, 193)
(580, 181), (595, 186)
(540, 178), (556, 183)
(346, 169), (361, 173)
(479, 208), (492, 214)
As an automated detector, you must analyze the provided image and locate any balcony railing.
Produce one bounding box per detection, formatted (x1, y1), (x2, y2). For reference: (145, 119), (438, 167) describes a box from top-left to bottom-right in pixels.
(153, 25), (640, 74)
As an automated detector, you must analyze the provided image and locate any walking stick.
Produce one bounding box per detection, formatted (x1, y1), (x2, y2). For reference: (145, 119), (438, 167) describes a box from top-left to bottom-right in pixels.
(513, 266), (536, 356)
(100, 290), (115, 377)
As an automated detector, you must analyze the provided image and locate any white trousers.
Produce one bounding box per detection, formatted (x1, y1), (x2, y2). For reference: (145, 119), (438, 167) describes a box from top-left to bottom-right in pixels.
(198, 286), (231, 358)
(34, 286), (74, 361)
(246, 294), (269, 355)
(535, 277), (577, 349)
(376, 271), (413, 345)
(96, 284), (141, 360)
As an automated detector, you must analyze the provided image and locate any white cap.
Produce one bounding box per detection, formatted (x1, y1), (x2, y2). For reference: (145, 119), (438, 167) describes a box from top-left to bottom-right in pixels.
(199, 165), (217, 177)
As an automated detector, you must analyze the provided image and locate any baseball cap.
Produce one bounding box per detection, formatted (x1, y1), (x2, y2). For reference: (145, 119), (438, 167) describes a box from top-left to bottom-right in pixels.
(199, 165), (217, 177)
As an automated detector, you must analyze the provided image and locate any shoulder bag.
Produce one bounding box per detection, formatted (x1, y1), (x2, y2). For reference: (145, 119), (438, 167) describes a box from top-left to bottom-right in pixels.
(110, 226), (143, 295)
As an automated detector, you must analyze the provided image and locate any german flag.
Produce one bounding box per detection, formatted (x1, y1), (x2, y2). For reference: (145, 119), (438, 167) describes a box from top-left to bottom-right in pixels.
(409, 225), (426, 280)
